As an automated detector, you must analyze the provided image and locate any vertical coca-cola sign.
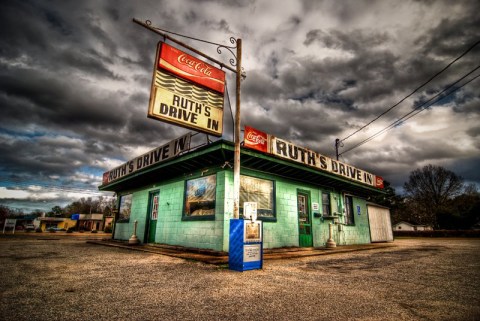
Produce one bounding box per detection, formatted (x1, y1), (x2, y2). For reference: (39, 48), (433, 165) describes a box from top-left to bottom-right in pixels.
(244, 126), (269, 153)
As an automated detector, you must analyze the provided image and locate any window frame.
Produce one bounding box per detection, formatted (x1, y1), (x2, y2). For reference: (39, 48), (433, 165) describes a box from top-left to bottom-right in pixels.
(322, 192), (331, 217)
(344, 194), (355, 226)
(182, 174), (217, 221)
(117, 193), (133, 223)
(240, 175), (276, 222)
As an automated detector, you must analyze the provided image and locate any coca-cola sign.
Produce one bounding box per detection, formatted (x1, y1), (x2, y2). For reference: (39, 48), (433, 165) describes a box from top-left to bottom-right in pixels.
(147, 42), (225, 137)
(158, 43), (225, 94)
(375, 176), (384, 189)
(244, 126), (268, 153)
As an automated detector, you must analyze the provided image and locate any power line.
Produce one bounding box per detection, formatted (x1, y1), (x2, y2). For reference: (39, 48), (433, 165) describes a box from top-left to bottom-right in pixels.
(340, 39), (480, 143)
(339, 68), (480, 156)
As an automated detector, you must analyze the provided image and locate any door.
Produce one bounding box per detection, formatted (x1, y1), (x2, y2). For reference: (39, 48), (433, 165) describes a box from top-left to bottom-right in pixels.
(367, 204), (393, 242)
(298, 191), (313, 247)
(146, 191), (159, 243)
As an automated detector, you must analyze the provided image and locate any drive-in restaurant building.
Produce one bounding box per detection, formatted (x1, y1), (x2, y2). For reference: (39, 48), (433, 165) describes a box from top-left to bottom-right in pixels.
(99, 126), (393, 252)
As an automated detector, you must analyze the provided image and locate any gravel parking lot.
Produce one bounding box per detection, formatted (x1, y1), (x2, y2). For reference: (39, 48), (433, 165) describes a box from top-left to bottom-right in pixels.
(0, 236), (479, 321)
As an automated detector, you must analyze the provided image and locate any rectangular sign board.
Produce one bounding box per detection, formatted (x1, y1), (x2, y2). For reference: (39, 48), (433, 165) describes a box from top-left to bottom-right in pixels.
(148, 42), (225, 137)
(244, 126), (384, 189)
(3, 218), (16, 234)
(102, 133), (191, 185)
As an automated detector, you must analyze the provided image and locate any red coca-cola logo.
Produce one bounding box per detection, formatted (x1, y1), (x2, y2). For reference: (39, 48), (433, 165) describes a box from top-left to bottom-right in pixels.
(244, 126), (268, 152)
(177, 54), (212, 77)
(375, 176), (384, 188)
(102, 172), (109, 185)
(158, 43), (225, 94)
(246, 131), (266, 145)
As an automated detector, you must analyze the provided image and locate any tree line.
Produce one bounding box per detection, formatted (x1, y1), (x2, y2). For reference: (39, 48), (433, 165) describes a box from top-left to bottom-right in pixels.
(0, 196), (117, 221)
(373, 164), (480, 230)
(1, 164), (479, 230)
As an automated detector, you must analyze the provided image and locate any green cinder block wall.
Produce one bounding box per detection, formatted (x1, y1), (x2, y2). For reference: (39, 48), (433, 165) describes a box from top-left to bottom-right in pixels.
(113, 167), (373, 251)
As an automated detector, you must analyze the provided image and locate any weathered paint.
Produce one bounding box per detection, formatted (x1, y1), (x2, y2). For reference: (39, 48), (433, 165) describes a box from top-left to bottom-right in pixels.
(113, 165), (376, 251)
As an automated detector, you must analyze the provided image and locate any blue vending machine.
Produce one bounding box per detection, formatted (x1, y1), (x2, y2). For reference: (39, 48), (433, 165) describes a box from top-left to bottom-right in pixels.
(229, 218), (263, 271)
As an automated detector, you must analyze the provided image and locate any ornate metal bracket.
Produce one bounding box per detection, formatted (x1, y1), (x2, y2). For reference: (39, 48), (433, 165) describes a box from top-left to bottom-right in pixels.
(217, 37), (237, 67)
(217, 38), (246, 80)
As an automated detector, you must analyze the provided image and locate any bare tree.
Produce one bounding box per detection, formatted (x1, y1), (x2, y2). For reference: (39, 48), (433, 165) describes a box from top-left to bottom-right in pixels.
(403, 164), (464, 228)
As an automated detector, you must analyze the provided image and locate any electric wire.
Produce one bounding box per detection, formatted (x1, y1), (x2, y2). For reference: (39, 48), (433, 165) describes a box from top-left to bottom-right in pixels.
(340, 40), (480, 143)
(339, 69), (480, 156)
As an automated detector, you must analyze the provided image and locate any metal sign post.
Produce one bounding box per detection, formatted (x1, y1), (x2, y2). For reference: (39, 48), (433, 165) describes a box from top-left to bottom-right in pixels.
(132, 18), (244, 219)
(233, 39), (242, 219)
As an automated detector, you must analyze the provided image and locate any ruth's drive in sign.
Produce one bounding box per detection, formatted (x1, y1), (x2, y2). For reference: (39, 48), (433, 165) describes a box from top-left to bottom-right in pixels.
(148, 42), (226, 136)
(244, 125), (384, 189)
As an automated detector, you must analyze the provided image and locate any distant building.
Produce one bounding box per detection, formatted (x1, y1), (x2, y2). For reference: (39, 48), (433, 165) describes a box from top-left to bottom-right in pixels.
(35, 217), (77, 231)
(393, 221), (433, 231)
(76, 213), (105, 231)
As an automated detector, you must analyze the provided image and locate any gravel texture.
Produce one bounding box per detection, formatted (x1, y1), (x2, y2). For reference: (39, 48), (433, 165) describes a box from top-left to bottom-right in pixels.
(0, 237), (479, 321)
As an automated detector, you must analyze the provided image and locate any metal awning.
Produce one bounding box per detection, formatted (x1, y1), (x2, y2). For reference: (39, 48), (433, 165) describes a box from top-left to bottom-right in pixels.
(99, 140), (384, 197)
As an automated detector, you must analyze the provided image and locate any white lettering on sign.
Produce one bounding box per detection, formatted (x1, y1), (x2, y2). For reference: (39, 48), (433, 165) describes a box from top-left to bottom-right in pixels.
(102, 133), (191, 185)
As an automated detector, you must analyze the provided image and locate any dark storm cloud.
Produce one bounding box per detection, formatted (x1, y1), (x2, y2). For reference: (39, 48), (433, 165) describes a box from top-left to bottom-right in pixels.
(304, 28), (390, 52)
(0, 66), (125, 131)
(0, 0), (479, 212)
(414, 2), (480, 58)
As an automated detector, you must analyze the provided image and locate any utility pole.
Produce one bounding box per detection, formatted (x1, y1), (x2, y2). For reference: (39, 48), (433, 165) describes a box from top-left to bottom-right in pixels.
(335, 138), (340, 160)
(233, 39), (242, 219)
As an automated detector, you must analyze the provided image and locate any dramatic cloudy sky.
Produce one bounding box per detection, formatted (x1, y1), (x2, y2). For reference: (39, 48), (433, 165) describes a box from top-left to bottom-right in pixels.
(1, 0), (479, 212)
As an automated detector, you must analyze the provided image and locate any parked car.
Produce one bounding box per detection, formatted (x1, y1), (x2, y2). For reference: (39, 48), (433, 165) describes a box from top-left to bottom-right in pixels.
(47, 227), (66, 232)
(25, 224), (35, 231)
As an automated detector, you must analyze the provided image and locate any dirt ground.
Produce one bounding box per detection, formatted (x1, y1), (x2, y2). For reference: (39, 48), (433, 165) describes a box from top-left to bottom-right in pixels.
(0, 236), (479, 321)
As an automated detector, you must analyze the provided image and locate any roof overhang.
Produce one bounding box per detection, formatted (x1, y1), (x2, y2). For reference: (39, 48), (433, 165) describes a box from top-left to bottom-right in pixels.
(99, 140), (385, 197)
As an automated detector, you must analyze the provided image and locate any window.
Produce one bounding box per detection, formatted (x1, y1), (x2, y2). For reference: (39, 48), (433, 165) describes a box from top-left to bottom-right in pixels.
(322, 192), (331, 216)
(118, 194), (132, 223)
(240, 176), (275, 220)
(183, 174), (216, 220)
(344, 195), (355, 225)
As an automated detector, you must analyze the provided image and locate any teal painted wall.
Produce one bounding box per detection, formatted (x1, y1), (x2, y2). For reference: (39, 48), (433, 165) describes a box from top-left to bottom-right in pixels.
(114, 170), (227, 252)
(113, 167), (373, 251)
